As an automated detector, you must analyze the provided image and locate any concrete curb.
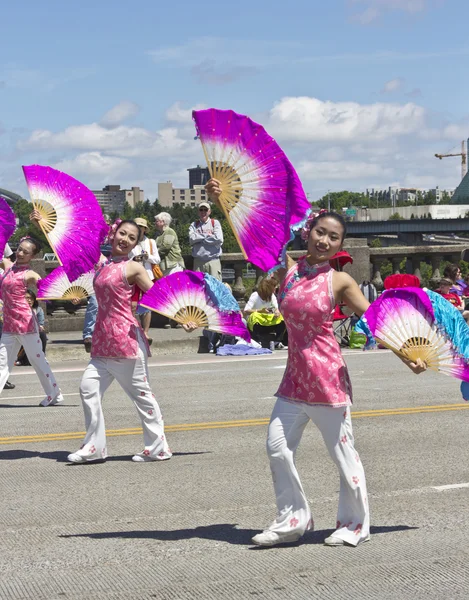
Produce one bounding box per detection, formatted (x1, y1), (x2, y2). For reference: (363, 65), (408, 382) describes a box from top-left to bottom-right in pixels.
(45, 337), (202, 362)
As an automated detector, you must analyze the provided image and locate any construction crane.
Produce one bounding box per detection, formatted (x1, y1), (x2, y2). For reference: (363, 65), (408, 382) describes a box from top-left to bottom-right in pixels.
(435, 140), (467, 180)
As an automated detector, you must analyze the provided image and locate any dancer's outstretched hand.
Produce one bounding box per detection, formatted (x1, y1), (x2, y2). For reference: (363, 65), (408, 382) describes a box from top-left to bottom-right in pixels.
(182, 321), (198, 332)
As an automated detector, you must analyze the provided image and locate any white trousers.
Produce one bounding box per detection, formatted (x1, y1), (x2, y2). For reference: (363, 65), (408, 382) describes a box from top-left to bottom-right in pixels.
(75, 337), (171, 461)
(265, 398), (370, 546)
(0, 332), (60, 399)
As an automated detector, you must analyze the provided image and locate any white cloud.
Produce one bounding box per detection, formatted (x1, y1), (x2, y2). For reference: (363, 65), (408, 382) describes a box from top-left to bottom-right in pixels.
(53, 152), (131, 181)
(267, 96), (425, 143)
(100, 101), (140, 128)
(19, 122), (197, 160)
(381, 78), (405, 93)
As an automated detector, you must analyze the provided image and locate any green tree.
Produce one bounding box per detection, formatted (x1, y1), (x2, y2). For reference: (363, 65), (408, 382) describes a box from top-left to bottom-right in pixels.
(317, 191), (367, 212)
(389, 212), (404, 220)
(9, 199), (51, 252)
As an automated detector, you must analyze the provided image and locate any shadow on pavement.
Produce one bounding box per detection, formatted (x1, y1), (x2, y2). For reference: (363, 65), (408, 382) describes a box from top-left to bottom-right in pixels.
(0, 404), (79, 408)
(61, 524), (258, 545)
(0, 450), (71, 461)
(60, 523), (419, 547)
(0, 449), (211, 462)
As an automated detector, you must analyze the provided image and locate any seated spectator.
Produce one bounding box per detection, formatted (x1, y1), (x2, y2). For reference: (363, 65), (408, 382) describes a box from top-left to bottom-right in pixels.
(15, 289), (47, 366)
(435, 278), (463, 309)
(244, 277), (287, 349)
(443, 263), (465, 296)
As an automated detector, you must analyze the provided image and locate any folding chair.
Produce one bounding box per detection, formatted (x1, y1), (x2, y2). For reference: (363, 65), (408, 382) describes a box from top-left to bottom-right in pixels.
(332, 304), (354, 347)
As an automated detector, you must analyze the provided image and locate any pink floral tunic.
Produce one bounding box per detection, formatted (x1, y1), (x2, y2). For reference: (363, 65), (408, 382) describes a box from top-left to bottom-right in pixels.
(275, 257), (352, 407)
(91, 258), (150, 359)
(0, 266), (38, 334)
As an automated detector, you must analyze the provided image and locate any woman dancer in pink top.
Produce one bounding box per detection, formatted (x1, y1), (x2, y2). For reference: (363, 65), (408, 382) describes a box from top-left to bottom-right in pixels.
(0, 237), (63, 406)
(66, 220), (196, 464)
(247, 211), (426, 547)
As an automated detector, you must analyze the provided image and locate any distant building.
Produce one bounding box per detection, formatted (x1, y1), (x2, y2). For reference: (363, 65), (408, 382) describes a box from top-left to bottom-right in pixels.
(398, 188), (418, 204)
(187, 165), (210, 188)
(92, 185), (144, 213)
(428, 186), (455, 203)
(158, 181), (208, 208)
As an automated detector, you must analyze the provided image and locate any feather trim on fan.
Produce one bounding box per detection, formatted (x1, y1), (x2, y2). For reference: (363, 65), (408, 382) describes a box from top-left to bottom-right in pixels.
(23, 165), (109, 281)
(0, 197), (16, 258)
(139, 270), (251, 341)
(192, 108), (311, 272)
(37, 266), (94, 301)
(358, 287), (469, 383)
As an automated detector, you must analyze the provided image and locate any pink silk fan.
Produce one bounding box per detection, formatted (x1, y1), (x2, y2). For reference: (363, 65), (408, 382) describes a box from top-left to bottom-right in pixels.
(139, 270), (250, 340)
(193, 108), (311, 272)
(0, 197), (16, 258)
(37, 267), (94, 301)
(23, 165), (109, 280)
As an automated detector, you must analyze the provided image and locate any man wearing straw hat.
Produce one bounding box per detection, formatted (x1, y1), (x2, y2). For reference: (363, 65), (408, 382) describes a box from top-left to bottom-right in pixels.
(129, 217), (161, 344)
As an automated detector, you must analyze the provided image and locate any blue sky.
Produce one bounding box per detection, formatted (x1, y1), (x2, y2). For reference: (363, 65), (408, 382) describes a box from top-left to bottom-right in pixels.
(1, 0), (468, 200)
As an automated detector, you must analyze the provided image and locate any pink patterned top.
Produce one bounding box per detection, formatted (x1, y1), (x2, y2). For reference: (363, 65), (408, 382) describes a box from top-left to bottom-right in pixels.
(91, 258), (150, 359)
(275, 257), (352, 407)
(0, 265), (38, 334)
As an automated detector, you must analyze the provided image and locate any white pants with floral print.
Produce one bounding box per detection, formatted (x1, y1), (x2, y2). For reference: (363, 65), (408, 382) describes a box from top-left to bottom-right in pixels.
(74, 336), (171, 461)
(265, 398), (369, 546)
(0, 332), (61, 399)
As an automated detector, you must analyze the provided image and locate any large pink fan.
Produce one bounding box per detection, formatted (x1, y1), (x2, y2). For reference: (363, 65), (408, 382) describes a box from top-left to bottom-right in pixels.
(37, 266), (95, 301)
(0, 197), (16, 258)
(23, 165), (109, 280)
(193, 108), (311, 271)
(139, 270), (251, 340)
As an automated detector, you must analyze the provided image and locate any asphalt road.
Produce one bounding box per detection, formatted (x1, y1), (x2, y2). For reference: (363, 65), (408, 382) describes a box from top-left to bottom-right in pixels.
(1, 349), (469, 599)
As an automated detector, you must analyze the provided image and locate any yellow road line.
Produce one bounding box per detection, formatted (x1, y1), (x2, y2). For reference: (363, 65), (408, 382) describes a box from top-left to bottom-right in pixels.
(1, 403), (468, 445)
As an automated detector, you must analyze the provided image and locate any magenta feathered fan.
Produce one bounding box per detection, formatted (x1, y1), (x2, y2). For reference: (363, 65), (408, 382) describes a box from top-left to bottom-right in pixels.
(0, 197), (16, 258)
(139, 270), (251, 341)
(23, 165), (109, 280)
(193, 108), (311, 271)
(37, 266), (94, 301)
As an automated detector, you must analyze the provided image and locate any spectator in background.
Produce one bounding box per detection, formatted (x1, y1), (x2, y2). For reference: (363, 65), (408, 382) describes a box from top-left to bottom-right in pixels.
(129, 218), (161, 344)
(154, 213), (185, 275)
(244, 277), (287, 349)
(436, 278), (463, 309)
(359, 280), (377, 303)
(443, 263), (465, 297)
(189, 202), (224, 351)
(15, 289), (47, 366)
(189, 202), (223, 281)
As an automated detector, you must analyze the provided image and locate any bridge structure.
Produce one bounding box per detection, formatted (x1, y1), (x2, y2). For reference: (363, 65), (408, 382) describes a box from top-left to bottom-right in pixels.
(344, 218), (469, 244)
(0, 188), (26, 204)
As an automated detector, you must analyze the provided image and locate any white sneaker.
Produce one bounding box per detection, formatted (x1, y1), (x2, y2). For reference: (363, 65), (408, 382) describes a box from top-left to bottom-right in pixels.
(39, 393), (64, 407)
(251, 531), (301, 547)
(324, 534), (370, 546)
(67, 452), (106, 464)
(132, 451), (172, 462)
